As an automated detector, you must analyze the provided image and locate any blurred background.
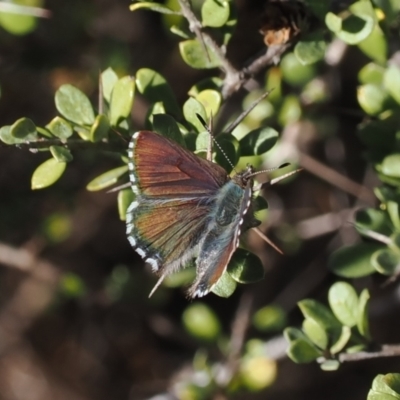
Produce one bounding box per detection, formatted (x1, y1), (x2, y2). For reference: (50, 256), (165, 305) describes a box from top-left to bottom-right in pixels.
(0, 0), (400, 399)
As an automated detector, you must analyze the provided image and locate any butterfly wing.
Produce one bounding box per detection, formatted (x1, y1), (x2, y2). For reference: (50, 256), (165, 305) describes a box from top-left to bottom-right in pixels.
(126, 131), (229, 276)
(188, 179), (254, 298)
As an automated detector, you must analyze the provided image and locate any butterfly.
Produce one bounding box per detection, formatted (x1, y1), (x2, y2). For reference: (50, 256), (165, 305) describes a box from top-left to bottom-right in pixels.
(126, 126), (295, 298)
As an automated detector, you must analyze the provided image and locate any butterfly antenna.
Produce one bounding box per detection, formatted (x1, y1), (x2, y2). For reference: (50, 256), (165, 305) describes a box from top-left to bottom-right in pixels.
(253, 168), (303, 191)
(225, 90), (274, 135)
(148, 274), (167, 298)
(196, 113), (237, 172)
(253, 227), (283, 254)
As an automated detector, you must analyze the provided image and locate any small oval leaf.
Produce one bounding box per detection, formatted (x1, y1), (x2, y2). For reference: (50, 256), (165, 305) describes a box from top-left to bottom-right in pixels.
(179, 39), (221, 69)
(328, 282), (359, 327)
(31, 158), (66, 190)
(46, 116), (73, 140)
(86, 166), (129, 191)
(201, 0), (230, 28)
(240, 127), (279, 156)
(101, 67), (119, 103)
(11, 118), (37, 140)
(182, 302), (221, 341)
(227, 249), (265, 283)
(371, 248), (400, 275)
(211, 272), (237, 298)
(55, 84), (95, 125)
(153, 114), (184, 145)
(328, 243), (382, 278)
(118, 189), (135, 221)
(90, 114), (110, 142)
(109, 76), (135, 127)
(286, 338), (322, 364)
(50, 145), (73, 163)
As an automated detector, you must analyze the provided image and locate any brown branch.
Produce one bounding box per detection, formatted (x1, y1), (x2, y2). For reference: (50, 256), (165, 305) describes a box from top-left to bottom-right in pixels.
(177, 0), (290, 99)
(339, 345), (400, 363)
(299, 152), (376, 204)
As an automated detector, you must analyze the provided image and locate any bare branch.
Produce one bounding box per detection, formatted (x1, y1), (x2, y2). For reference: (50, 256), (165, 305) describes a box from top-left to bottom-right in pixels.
(339, 345), (400, 363)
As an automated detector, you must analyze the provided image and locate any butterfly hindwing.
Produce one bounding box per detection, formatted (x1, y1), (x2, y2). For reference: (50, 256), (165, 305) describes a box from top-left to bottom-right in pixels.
(188, 179), (254, 297)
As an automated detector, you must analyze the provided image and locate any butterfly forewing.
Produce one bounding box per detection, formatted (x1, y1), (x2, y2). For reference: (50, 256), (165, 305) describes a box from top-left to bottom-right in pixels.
(130, 131), (228, 196)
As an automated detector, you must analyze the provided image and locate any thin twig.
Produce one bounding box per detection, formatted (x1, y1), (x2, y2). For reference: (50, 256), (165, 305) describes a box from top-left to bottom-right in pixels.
(339, 345), (400, 362)
(0, 3), (51, 18)
(299, 151), (376, 204)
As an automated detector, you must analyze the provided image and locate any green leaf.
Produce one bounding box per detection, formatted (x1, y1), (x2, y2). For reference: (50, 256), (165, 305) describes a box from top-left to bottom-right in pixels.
(325, 12), (342, 32)
(227, 249), (265, 283)
(328, 243), (383, 278)
(37, 127), (53, 138)
(330, 325), (352, 354)
(129, 2), (179, 14)
(86, 166), (129, 191)
(0, 8), (37, 36)
(145, 101), (166, 129)
(281, 53), (315, 87)
(354, 208), (392, 238)
(214, 135), (239, 173)
(302, 318), (328, 350)
(211, 272), (237, 298)
(252, 305), (287, 332)
(385, 374), (400, 396)
(358, 24), (387, 64)
(60, 273), (87, 298)
(201, 0), (230, 28)
(286, 338), (322, 363)
(284, 326), (308, 342)
(320, 360), (341, 371)
(179, 39), (221, 69)
(359, 63), (385, 85)
(371, 248), (400, 275)
(136, 68), (180, 116)
(49, 145), (73, 163)
(153, 113), (185, 145)
(298, 299), (341, 330)
(0, 126), (23, 144)
(182, 303), (221, 341)
(183, 97), (207, 132)
(240, 127), (278, 156)
(357, 289), (371, 339)
(278, 95), (302, 126)
(90, 114), (110, 142)
(11, 118), (37, 140)
(294, 33), (327, 65)
(387, 201), (400, 230)
(55, 84), (95, 125)
(31, 158), (66, 190)
(332, 1), (376, 45)
(118, 189), (135, 221)
(101, 67), (119, 103)
(328, 282), (359, 327)
(109, 76), (135, 127)
(390, 232), (400, 252)
(195, 89), (221, 118)
(368, 374), (400, 400)
(381, 154), (400, 178)
(46, 117), (73, 140)
(188, 77), (223, 97)
(384, 65), (400, 105)
(357, 84), (388, 115)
